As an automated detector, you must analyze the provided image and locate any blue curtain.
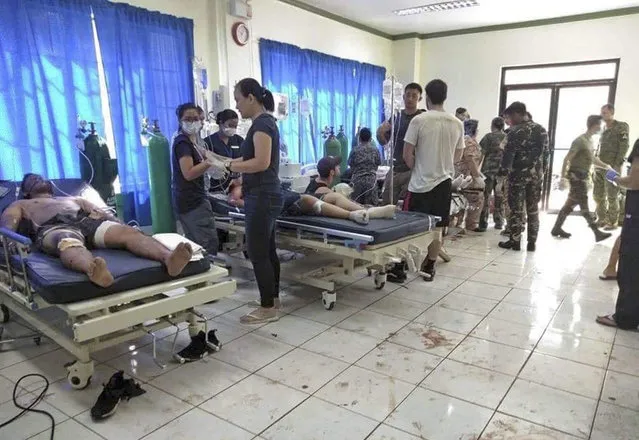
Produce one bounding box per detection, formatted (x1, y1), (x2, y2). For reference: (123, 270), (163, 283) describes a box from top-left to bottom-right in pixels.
(94, 3), (194, 225)
(0, 0), (104, 181)
(260, 39), (386, 164)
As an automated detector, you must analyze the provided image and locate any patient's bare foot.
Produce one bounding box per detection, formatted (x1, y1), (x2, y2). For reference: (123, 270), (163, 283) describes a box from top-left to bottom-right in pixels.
(166, 242), (193, 276)
(367, 205), (396, 219)
(87, 257), (114, 287)
(349, 210), (370, 225)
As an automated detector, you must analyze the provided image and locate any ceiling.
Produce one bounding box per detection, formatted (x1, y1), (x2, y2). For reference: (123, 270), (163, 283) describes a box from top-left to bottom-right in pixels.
(288, 0), (639, 37)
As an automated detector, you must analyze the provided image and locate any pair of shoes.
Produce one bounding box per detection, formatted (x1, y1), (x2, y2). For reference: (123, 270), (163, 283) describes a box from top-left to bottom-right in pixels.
(420, 259), (436, 282)
(175, 330), (221, 363)
(498, 239), (521, 251)
(91, 371), (146, 420)
(551, 227), (572, 238)
(387, 262), (407, 284)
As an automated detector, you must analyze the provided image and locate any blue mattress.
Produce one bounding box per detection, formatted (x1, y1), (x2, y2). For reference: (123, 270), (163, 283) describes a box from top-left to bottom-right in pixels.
(1, 179), (210, 304)
(209, 196), (438, 245)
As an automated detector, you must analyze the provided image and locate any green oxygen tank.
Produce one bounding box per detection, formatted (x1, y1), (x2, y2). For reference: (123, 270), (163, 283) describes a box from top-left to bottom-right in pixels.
(323, 126), (342, 184)
(336, 125), (349, 174)
(81, 122), (117, 205)
(144, 119), (176, 234)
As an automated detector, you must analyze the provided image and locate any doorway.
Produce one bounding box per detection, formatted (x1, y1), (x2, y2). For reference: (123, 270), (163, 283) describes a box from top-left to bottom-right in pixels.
(499, 59), (620, 211)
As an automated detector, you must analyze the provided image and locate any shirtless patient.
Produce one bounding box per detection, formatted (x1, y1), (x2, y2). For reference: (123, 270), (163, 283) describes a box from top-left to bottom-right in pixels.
(0, 174), (194, 287)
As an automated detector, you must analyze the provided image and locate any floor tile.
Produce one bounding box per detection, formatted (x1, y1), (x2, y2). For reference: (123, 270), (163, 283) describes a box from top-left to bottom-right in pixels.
(254, 315), (330, 346)
(502, 287), (564, 309)
(368, 424), (422, 440)
(448, 337), (531, 376)
(435, 292), (499, 317)
(556, 297), (614, 318)
(149, 357), (250, 405)
(261, 396), (378, 440)
(105, 337), (183, 382)
(212, 333), (293, 372)
(142, 407), (253, 440)
(613, 330), (639, 350)
(483, 261), (531, 277)
(336, 310), (409, 340)
(414, 306), (484, 334)
(76, 384), (191, 440)
(609, 344), (639, 376)
(206, 317), (253, 344)
(356, 342), (442, 384)
(291, 301), (359, 325)
(91, 335), (153, 363)
(389, 323), (464, 357)
(537, 330), (611, 369)
(0, 375), (19, 404)
(0, 322), (61, 370)
(315, 365), (414, 421)
(480, 412), (580, 440)
(0, 349), (72, 390)
(471, 317), (545, 350)
(452, 280), (511, 301)
(390, 283), (450, 305)
(200, 375), (307, 434)
(336, 279), (392, 309)
(602, 370), (639, 411)
(257, 348), (349, 393)
(489, 301), (556, 328)
(441, 256), (490, 269)
(386, 388), (493, 440)
(470, 271), (522, 288)
(426, 275), (464, 292)
(591, 401), (639, 440)
(196, 297), (246, 318)
(434, 263), (479, 279)
(365, 296), (430, 320)
(421, 359), (515, 409)
(519, 352), (605, 399)
(301, 328), (380, 363)
(548, 312), (617, 343)
(29, 419), (103, 440)
(499, 379), (597, 438)
(0, 393), (68, 440)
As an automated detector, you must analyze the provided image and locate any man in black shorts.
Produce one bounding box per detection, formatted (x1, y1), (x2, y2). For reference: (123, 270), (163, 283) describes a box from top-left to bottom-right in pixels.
(402, 79), (464, 281)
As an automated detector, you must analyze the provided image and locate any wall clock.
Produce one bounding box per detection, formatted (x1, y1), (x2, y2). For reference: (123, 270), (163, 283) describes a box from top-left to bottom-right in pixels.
(231, 22), (250, 46)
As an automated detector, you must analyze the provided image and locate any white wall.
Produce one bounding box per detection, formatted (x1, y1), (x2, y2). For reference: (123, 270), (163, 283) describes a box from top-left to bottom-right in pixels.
(224, 0), (393, 97)
(391, 38), (422, 87)
(418, 14), (639, 141)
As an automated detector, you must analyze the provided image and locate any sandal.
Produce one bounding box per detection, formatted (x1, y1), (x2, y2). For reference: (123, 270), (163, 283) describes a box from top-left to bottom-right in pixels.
(596, 314), (618, 328)
(598, 275), (617, 281)
(240, 308), (279, 325)
(249, 298), (281, 309)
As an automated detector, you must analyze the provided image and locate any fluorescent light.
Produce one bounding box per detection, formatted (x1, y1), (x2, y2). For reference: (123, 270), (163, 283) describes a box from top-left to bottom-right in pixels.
(394, 0), (479, 16)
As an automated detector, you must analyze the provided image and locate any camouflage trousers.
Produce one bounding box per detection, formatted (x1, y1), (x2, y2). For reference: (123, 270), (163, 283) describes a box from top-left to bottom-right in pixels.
(593, 168), (621, 225)
(558, 176), (596, 228)
(508, 173), (541, 242)
(479, 175), (504, 228)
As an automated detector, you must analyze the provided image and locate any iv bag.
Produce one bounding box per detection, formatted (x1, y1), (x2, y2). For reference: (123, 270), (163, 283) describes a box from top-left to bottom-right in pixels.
(394, 81), (404, 109)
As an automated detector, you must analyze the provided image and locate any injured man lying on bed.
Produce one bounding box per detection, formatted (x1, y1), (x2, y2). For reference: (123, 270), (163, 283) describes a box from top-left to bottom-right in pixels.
(226, 178), (397, 222)
(0, 173), (194, 287)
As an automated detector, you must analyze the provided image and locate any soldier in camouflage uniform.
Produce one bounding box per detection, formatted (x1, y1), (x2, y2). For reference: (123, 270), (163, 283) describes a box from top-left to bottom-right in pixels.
(478, 117), (507, 231)
(593, 104), (630, 230)
(551, 115), (613, 242)
(498, 102), (549, 252)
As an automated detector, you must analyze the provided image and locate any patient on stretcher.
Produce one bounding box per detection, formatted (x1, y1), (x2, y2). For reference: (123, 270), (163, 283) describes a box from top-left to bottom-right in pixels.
(0, 174), (194, 288)
(226, 178), (396, 223)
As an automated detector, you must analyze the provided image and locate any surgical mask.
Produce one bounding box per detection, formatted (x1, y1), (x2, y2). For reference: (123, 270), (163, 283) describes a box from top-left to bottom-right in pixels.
(181, 121), (202, 135)
(222, 127), (237, 137)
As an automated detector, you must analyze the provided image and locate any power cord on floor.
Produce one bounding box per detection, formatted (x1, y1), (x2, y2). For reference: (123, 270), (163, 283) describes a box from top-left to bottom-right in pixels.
(0, 373), (55, 440)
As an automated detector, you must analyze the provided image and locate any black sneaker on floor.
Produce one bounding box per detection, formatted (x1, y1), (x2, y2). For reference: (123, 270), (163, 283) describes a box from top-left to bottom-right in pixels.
(91, 371), (145, 421)
(207, 329), (221, 352)
(498, 240), (521, 251)
(175, 331), (210, 363)
(420, 259), (436, 282)
(387, 262), (408, 284)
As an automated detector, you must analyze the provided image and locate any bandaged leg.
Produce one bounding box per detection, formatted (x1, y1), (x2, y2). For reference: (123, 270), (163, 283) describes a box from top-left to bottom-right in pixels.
(55, 236), (114, 287)
(308, 198), (369, 224)
(367, 205), (396, 219)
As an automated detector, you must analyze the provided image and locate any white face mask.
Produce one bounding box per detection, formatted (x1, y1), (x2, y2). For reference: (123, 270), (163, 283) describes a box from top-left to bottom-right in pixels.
(181, 120), (202, 135)
(222, 127), (237, 137)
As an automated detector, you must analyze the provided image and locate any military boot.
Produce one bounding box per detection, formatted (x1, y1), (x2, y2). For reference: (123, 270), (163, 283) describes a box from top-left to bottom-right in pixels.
(551, 211), (571, 239)
(592, 226), (612, 243)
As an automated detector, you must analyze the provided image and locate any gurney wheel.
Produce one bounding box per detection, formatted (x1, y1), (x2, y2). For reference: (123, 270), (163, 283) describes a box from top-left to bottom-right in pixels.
(0, 304), (8, 323)
(374, 273), (387, 290)
(367, 268), (372, 276)
(65, 360), (94, 390)
(322, 291), (337, 311)
(67, 373), (92, 390)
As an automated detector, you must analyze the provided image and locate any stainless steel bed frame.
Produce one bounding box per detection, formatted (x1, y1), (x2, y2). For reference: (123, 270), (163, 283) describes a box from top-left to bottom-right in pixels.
(0, 228), (236, 389)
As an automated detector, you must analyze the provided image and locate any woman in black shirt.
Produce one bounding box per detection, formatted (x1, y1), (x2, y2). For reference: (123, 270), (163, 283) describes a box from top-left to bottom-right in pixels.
(203, 109), (244, 192)
(171, 103), (218, 257)
(221, 78), (282, 324)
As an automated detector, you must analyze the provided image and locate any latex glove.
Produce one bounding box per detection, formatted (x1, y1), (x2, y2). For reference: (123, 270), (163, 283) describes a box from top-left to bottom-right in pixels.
(472, 176), (485, 190)
(206, 156), (228, 179)
(605, 168), (620, 184)
(558, 178), (569, 191)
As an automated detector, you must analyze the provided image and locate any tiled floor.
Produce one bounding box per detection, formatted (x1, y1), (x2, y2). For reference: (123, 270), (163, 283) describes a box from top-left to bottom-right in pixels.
(2, 214), (639, 439)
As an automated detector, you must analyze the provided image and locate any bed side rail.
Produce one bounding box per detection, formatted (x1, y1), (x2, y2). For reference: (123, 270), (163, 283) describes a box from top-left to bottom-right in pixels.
(0, 227), (35, 306)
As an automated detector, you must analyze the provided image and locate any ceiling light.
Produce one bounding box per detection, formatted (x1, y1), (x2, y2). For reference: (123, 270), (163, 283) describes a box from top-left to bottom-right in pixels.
(393, 0), (479, 16)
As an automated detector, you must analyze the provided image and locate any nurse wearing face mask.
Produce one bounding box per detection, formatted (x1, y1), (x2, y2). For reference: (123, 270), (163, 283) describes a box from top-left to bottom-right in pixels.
(171, 102), (218, 257)
(203, 109), (244, 191)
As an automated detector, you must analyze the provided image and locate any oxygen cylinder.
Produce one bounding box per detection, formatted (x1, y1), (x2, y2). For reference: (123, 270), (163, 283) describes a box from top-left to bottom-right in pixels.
(323, 126), (342, 184)
(145, 120), (176, 234)
(336, 125), (349, 174)
(352, 126), (361, 148)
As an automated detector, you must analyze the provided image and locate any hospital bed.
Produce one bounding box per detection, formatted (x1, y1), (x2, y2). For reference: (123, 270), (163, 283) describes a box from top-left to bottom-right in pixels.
(0, 179), (236, 389)
(209, 194), (440, 310)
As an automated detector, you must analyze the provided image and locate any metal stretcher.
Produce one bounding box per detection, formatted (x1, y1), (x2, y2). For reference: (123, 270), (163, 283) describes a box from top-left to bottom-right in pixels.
(211, 196), (440, 310)
(0, 180), (236, 389)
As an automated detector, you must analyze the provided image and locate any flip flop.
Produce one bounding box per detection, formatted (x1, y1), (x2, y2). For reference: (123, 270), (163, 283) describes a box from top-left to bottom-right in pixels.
(239, 309), (279, 325)
(598, 275), (617, 281)
(596, 314), (618, 328)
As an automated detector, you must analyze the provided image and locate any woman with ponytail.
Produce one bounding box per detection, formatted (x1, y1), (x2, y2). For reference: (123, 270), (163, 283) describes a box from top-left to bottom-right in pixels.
(220, 78), (282, 324)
